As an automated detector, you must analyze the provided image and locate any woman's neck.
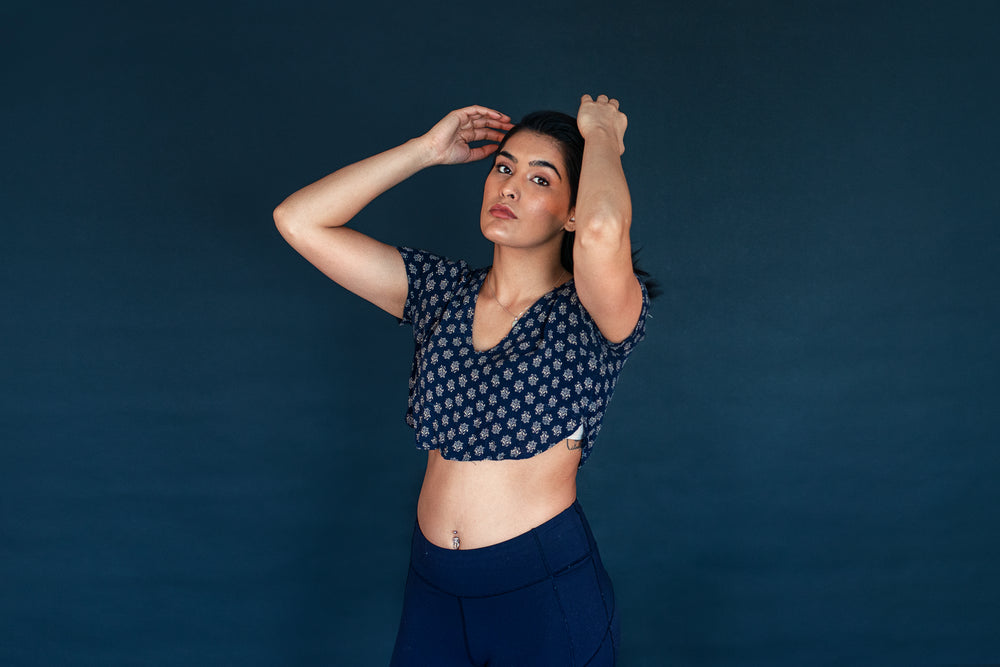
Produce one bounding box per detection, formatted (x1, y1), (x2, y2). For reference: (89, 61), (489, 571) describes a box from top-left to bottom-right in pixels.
(488, 246), (569, 304)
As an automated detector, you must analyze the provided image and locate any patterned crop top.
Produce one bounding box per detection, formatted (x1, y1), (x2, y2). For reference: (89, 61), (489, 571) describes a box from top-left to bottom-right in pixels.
(397, 247), (649, 467)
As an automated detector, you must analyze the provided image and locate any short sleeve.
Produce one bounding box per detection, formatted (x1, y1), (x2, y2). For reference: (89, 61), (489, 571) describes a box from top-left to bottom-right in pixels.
(396, 246), (472, 342)
(596, 276), (650, 359)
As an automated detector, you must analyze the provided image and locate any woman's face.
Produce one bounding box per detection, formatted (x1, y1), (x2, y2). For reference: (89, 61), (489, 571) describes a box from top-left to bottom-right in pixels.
(480, 130), (574, 252)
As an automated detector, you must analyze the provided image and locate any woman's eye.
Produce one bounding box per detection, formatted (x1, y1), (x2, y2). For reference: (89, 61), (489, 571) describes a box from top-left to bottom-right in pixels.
(497, 164), (512, 174)
(532, 176), (549, 186)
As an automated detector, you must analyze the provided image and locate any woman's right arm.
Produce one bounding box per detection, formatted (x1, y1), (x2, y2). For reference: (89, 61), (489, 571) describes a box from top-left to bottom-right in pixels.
(273, 106), (512, 319)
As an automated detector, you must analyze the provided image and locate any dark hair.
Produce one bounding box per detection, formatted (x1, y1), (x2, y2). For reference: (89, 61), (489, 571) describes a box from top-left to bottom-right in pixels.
(495, 110), (660, 298)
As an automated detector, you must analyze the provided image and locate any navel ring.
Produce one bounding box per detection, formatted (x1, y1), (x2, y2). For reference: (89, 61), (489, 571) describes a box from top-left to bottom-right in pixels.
(452, 530), (460, 550)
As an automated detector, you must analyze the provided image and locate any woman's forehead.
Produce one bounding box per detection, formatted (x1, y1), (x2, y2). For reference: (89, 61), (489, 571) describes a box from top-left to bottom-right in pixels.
(501, 131), (566, 169)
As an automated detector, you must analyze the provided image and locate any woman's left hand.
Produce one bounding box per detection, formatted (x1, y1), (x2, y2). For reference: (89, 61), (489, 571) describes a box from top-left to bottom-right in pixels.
(576, 94), (627, 155)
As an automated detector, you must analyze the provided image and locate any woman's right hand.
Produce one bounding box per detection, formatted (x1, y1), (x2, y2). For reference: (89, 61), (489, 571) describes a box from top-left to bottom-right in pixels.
(419, 105), (514, 166)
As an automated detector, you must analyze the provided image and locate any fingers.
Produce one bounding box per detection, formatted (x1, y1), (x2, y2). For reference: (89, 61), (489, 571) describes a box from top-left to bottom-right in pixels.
(451, 109), (513, 142)
(582, 93), (621, 109)
(449, 108), (510, 163)
(466, 143), (501, 162)
(480, 127), (509, 142)
(469, 117), (514, 132)
(454, 105), (512, 125)
(460, 126), (508, 144)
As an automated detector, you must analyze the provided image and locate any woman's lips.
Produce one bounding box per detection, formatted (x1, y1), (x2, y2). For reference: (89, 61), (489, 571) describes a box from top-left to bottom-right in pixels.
(489, 204), (517, 219)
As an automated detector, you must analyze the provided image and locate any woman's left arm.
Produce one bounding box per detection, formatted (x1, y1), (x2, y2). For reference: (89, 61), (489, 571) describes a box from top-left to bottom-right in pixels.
(571, 94), (644, 343)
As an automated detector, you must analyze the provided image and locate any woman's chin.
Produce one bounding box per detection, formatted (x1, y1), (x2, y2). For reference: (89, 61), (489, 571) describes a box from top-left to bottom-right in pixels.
(480, 220), (513, 244)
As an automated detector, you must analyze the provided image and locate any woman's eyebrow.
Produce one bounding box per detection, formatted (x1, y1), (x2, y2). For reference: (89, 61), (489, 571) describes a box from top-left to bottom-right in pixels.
(498, 151), (562, 180)
(530, 160), (562, 180)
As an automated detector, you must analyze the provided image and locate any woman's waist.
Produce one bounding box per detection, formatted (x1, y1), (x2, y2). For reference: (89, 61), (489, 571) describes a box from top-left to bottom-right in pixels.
(416, 446), (579, 550)
(409, 499), (598, 597)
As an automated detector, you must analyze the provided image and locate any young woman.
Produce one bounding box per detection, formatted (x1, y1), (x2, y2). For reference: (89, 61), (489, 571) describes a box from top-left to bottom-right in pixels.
(275, 94), (650, 666)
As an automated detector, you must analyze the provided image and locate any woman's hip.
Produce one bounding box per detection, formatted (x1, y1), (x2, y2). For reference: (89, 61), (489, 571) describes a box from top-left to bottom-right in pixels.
(409, 499), (608, 598)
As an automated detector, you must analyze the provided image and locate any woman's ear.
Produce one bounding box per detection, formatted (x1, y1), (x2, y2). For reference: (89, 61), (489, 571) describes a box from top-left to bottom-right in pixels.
(564, 209), (577, 232)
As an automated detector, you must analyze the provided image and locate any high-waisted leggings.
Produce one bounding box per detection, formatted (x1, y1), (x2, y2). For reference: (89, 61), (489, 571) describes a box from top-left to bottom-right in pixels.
(390, 500), (619, 666)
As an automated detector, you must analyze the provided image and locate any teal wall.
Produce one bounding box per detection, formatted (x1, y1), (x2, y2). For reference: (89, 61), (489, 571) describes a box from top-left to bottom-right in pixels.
(2, 1), (998, 664)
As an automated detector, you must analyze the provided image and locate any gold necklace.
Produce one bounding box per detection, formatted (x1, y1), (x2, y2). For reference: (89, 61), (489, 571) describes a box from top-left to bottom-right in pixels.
(487, 268), (567, 324)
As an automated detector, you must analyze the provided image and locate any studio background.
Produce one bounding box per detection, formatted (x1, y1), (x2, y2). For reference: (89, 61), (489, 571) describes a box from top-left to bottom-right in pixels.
(2, 1), (998, 665)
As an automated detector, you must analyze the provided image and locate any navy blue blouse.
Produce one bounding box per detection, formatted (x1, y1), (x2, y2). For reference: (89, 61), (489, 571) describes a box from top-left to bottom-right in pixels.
(397, 247), (648, 467)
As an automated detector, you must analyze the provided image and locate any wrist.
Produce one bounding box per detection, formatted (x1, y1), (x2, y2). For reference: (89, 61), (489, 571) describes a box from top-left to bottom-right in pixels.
(403, 136), (441, 170)
(581, 125), (618, 144)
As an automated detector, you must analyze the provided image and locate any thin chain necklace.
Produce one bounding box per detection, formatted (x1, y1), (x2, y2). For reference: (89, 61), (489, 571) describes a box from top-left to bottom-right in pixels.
(487, 268), (567, 324)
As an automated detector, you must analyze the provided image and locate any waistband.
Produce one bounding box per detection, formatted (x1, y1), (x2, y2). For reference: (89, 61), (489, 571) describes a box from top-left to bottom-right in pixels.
(409, 500), (599, 598)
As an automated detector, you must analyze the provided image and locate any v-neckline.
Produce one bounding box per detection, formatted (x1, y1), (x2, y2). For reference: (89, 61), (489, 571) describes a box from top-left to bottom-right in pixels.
(468, 268), (571, 354)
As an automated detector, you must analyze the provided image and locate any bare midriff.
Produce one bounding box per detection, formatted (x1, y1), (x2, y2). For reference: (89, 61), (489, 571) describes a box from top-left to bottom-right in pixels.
(416, 441), (582, 550)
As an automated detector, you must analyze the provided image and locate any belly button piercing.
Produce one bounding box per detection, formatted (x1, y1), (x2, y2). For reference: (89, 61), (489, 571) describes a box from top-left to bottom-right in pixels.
(452, 530), (460, 550)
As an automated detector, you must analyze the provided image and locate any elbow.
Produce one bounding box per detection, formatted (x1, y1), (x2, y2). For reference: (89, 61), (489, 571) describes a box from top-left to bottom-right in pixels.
(272, 199), (298, 238)
(574, 212), (631, 249)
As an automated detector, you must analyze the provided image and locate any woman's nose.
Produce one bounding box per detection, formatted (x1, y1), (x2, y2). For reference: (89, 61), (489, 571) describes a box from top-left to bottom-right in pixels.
(501, 182), (517, 199)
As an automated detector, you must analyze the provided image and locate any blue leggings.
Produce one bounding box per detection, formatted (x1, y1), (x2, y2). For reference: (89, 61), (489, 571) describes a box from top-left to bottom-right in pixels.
(390, 501), (619, 666)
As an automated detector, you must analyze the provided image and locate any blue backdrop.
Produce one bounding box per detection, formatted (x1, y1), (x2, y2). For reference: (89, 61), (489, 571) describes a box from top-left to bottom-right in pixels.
(2, 1), (998, 665)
